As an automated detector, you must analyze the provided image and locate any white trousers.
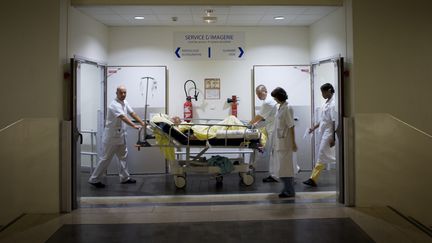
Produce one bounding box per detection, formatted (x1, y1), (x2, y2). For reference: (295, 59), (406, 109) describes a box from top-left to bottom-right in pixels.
(88, 143), (131, 183)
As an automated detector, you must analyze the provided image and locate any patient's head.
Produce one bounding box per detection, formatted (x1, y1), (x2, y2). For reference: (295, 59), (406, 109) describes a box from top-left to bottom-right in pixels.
(171, 116), (182, 125)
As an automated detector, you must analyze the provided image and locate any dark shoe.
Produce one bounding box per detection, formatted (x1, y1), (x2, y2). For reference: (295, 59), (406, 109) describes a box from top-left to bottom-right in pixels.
(302, 178), (317, 187)
(121, 178), (136, 184)
(278, 192), (295, 198)
(89, 182), (105, 188)
(262, 176), (278, 183)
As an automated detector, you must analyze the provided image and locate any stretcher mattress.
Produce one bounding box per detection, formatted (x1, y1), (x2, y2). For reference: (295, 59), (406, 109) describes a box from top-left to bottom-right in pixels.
(155, 122), (260, 147)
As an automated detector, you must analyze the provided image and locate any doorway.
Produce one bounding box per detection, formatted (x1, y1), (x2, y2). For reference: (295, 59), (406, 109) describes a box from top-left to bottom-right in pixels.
(71, 57), (106, 209)
(252, 61), (344, 203)
(311, 57), (345, 203)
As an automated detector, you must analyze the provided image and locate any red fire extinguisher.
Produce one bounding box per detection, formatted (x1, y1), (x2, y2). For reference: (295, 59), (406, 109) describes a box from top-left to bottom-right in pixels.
(183, 80), (199, 122)
(227, 95), (238, 117)
(184, 96), (193, 122)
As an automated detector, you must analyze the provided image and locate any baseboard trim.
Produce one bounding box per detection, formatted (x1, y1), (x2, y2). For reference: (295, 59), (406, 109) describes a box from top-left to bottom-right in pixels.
(387, 206), (432, 238)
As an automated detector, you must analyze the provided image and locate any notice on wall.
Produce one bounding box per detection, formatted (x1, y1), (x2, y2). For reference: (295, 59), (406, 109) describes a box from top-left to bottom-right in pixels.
(174, 32), (245, 60)
(204, 78), (220, 99)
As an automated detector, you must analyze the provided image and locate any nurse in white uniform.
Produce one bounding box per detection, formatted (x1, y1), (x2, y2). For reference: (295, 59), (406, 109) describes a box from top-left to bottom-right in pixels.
(88, 85), (146, 188)
(269, 87), (298, 198)
(303, 83), (336, 187)
(249, 85), (278, 183)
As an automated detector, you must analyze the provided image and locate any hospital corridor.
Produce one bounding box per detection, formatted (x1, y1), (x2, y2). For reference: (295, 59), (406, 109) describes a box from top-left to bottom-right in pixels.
(1, 0), (431, 242)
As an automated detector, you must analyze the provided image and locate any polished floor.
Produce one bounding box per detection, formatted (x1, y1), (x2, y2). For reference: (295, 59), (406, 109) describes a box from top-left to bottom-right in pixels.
(81, 170), (336, 197)
(45, 218), (374, 243)
(1, 170), (429, 243)
(0, 192), (430, 243)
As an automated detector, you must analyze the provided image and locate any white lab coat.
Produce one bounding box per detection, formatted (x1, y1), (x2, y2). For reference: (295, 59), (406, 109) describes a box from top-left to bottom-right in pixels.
(256, 96), (277, 176)
(89, 98), (134, 183)
(257, 96), (277, 134)
(316, 96), (336, 164)
(270, 102), (295, 178)
(102, 98), (134, 145)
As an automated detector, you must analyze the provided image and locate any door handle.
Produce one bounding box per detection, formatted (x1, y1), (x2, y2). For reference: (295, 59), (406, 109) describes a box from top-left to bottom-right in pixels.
(78, 132), (83, 144)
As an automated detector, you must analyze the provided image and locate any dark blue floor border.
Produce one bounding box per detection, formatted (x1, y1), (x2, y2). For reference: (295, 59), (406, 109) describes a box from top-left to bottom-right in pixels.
(80, 197), (337, 208)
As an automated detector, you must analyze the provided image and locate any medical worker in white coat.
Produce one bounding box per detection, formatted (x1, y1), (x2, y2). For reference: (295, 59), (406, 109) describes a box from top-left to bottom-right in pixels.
(303, 83), (336, 187)
(249, 84), (278, 183)
(88, 85), (146, 188)
(270, 87), (298, 198)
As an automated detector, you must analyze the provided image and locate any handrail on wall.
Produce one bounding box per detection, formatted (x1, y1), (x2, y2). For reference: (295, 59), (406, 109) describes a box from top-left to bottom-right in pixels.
(387, 114), (432, 139)
(0, 119), (23, 133)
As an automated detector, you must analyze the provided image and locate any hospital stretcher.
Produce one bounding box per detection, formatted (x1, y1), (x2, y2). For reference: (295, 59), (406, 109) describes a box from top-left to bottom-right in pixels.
(136, 119), (262, 189)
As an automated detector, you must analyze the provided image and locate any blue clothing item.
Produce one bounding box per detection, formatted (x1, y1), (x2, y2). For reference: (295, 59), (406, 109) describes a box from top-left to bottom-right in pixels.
(207, 155), (234, 174)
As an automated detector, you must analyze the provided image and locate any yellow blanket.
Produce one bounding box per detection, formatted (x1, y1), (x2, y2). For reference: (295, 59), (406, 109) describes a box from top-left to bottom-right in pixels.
(149, 114), (266, 160)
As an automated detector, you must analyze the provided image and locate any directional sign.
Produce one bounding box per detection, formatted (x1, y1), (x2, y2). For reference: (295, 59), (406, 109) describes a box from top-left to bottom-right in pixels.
(174, 32), (245, 60)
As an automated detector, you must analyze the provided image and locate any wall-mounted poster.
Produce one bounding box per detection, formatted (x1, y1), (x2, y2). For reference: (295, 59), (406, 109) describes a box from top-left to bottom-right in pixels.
(204, 78), (220, 99)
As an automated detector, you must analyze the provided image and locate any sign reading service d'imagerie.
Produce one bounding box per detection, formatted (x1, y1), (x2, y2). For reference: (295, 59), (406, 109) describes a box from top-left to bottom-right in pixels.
(174, 32), (245, 60)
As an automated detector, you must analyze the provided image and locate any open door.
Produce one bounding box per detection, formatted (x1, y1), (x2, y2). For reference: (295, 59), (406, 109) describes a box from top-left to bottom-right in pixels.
(71, 57), (106, 209)
(311, 57), (344, 203)
(252, 65), (312, 172)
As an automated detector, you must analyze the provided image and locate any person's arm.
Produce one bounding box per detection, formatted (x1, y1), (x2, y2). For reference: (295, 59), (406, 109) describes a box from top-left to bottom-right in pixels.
(329, 121), (336, 147)
(329, 101), (337, 147)
(119, 115), (140, 129)
(130, 112), (146, 126)
(249, 115), (264, 125)
(308, 123), (320, 133)
(289, 126), (297, 152)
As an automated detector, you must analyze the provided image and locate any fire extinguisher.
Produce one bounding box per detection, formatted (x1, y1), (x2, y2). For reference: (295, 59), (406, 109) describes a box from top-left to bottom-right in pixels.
(184, 96), (193, 122)
(184, 80), (199, 122)
(227, 95), (238, 117)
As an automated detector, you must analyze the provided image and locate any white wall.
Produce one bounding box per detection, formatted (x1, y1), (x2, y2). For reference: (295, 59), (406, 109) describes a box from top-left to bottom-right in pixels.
(108, 26), (310, 120)
(355, 113), (432, 226)
(309, 6), (346, 61)
(0, 1), (62, 128)
(0, 119), (59, 225)
(68, 6), (109, 61)
(352, 0), (432, 135)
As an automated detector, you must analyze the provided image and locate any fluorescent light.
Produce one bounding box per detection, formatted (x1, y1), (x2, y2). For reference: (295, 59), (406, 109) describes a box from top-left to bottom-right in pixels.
(134, 16), (145, 20)
(274, 16), (285, 20)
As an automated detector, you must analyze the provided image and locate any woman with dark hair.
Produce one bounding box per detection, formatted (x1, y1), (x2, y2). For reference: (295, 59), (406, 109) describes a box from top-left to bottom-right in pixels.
(303, 83), (336, 187)
(270, 87), (298, 198)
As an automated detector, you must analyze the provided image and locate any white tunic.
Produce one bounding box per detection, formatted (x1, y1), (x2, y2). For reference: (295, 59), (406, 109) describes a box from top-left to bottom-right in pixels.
(270, 102), (295, 178)
(257, 96), (277, 134)
(316, 96), (336, 164)
(102, 98), (134, 145)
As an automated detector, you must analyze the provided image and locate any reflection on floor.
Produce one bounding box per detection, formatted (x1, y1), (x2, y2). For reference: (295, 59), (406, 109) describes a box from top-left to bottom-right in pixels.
(45, 218), (374, 243)
(81, 170), (336, 197)
(80, 191), (337, 208)
(1, 202), (430, 243)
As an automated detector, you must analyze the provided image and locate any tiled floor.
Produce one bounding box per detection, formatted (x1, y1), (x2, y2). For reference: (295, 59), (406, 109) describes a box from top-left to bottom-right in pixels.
(0, 193), (430, 243)
(81, 170), (336, 197)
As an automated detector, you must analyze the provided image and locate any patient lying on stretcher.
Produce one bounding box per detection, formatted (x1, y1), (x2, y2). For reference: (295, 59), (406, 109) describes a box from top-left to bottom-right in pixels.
(148, 113), (267, 161)
(150, 113), (266, 142)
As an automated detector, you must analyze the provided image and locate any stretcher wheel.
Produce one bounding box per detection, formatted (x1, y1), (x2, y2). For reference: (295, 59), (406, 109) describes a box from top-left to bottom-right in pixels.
(174, 176), (186, 189)
(241, 174), (254, 186)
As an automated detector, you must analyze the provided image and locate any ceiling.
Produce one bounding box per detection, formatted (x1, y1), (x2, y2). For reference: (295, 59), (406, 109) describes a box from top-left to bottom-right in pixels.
(75, 5), (340, 26)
